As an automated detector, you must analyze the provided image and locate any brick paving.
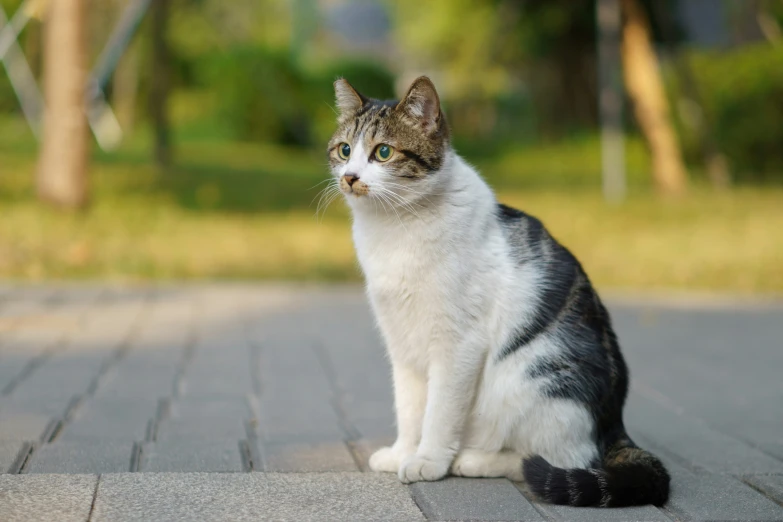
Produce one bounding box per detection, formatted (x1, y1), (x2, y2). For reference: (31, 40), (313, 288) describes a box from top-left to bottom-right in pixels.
(0, 284), (781, 521)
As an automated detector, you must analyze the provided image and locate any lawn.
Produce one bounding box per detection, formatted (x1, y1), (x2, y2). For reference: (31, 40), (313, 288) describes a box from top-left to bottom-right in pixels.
(1, 116), (781, 294)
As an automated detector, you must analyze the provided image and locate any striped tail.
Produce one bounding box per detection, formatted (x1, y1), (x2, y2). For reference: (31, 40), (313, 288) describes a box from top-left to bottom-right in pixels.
(522, 437), (670, 507)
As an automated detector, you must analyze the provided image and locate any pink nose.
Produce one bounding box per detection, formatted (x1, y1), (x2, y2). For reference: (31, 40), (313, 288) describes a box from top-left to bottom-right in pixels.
(343, 174), (359, 186)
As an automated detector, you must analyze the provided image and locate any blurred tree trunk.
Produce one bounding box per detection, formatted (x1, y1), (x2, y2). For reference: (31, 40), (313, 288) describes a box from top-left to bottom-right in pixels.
(36, 0), (89, 209)
(647, 0), (731, 189)
(150, 0), (171, 166)
(621, 0), (687, 195)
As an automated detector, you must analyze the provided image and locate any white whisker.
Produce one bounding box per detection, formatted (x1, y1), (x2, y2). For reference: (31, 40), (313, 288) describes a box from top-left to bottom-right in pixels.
(314, 183), (342, 222)
(308, 178), (336, 192)
(311, 181), (338, 208)
(375, 190), (408, 234)
(373, 185), (427, 221)
(379, 189), (423, 220)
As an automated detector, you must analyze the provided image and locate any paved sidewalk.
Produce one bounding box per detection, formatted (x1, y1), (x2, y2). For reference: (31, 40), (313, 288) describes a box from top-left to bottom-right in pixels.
(0, 284), (782, 521)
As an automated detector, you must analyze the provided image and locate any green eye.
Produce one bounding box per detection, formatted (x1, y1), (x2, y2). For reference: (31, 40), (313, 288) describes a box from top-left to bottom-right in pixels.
(375, 144), (393, 162)
(338, 143), (351, 160)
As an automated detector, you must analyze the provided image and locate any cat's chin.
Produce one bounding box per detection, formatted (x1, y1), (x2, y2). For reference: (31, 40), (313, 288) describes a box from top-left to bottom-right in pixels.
(343, 193), (375, 208)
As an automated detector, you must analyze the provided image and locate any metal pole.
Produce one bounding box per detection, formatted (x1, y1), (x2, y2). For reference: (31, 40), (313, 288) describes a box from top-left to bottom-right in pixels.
(0, 2), (43, 138)
(0, 0), (31, 59)
(86, 0), (152, 151)
(597, 0), (626, 202)
(91, 0), (151, 91)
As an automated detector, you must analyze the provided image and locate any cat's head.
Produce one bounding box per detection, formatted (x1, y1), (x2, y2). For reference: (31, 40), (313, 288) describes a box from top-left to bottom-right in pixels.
(327, 76), (450, 209)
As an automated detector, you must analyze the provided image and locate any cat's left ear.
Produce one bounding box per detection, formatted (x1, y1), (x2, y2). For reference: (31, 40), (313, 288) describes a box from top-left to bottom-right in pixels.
(334, 78), (367, 122)
(398, 76), (442, 134)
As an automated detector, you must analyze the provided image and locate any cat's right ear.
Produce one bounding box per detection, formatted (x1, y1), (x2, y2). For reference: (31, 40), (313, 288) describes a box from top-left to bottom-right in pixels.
(397, 76), (442, 135)
(334, 79), (366, 122)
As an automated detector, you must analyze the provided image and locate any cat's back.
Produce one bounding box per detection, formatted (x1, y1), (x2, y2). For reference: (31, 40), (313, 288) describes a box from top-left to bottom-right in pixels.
(495, 203), (588, 292)
(493, 201), (611, 352)
(494, 202), (628, 413)
(495, 203), (575, 266)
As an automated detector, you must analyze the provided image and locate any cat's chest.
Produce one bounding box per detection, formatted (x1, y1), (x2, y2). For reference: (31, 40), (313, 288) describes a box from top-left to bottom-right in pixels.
(353, 222), (446, 290)
(363, 247), (450, 363)
(354, 221), (453, 322)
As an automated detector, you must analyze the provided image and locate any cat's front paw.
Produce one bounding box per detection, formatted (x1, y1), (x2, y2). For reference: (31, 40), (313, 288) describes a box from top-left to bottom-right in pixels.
(369, 446), (412, 473)
(399, 454), (451, 483)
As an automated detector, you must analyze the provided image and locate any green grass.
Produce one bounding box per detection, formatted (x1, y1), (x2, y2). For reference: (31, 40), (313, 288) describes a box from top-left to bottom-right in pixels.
(1, 116), (781, 294)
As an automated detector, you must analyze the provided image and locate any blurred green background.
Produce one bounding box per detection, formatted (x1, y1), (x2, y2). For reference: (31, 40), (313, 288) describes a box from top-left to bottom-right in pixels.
(0, 0), (781, 293)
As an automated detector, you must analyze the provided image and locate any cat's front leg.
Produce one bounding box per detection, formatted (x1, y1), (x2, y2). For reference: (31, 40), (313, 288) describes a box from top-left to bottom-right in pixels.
(399, 341), (483, 483)
(369, 361), (426, 473)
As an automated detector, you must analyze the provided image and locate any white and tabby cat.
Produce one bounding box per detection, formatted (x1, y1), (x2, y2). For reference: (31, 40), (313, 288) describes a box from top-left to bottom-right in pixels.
(326, 76), (670, 507)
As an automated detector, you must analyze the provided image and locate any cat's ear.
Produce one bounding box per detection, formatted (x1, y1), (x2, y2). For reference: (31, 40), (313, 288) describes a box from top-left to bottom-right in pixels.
(334, 78), (366, 121)
(398, 76), (442, 134)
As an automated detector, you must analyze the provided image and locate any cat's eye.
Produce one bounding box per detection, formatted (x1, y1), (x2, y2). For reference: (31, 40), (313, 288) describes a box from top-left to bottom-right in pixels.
(338, 143), (351, 160)
(375, 144), (394, 162)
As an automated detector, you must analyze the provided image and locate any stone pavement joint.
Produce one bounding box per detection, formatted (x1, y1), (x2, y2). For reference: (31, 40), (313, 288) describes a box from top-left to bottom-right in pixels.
(742, 474), (783, 507)
(3, 441), (34, 474)
(129, 442), (143, 473)
(144, 398), (171, 442)
(0, 441), (25, 473)
(238, 439), (254, 472)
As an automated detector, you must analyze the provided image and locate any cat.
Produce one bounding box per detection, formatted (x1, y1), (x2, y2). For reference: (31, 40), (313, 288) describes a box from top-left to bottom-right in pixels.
(326, 75), (670, 508)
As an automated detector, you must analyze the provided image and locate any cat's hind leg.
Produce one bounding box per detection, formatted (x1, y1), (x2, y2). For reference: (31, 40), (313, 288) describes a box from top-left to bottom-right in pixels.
(451, 449), (525, 482)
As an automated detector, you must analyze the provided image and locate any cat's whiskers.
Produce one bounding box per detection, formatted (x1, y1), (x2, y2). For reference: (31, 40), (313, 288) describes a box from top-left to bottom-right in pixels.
(385, 180), (468, 200)
(308, 177), (336, 192)
(374, 189), (410, 233)
(319, 191), (342, 222)
(374, 185), (432, 220)
(381, 190), (424, 221)
(314, 182), (342, 222)
(380, 181), (444, 208)
(313, 181), (338, 208)
(373, 186), (423, 221)
(381, 180), (448, 195)
(370, 192), (381, 219)
(310, 180), (337, 209)
(323, 100), (339, 117)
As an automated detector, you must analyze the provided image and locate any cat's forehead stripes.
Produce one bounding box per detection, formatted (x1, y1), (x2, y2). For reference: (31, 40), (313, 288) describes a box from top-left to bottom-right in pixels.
(349, 101), (396, 142)
(329, 87), (449, 180)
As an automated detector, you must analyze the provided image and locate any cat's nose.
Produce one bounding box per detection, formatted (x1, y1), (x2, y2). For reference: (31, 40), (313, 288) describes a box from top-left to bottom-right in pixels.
(343, 173), (359, 186)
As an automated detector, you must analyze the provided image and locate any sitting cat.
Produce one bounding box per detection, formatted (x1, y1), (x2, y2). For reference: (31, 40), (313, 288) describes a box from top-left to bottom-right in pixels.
(326, 75), (670, 508)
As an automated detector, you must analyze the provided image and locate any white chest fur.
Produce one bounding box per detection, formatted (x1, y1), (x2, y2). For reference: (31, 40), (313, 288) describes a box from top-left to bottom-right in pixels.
(353, 214), (455, 369)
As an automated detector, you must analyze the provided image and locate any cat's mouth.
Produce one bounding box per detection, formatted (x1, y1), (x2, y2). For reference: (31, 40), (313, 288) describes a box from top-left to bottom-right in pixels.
(340, 175), (370, 196)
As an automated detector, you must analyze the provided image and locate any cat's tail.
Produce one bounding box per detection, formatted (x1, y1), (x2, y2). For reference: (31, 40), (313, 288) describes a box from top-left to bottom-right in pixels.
(522, 437), (670, 507)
